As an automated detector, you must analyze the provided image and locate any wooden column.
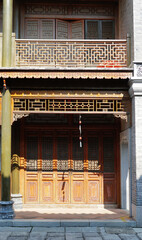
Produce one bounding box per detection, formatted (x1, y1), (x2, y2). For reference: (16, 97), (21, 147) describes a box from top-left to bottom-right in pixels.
(2, 0), (13, 67)
(1, 87), (11, 201)
(1, 0), (13, 202)
(12, 155), (19, 195)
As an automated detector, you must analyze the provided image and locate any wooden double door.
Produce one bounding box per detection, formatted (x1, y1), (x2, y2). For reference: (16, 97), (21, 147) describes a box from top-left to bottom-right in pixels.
(24, 130), (118, 204)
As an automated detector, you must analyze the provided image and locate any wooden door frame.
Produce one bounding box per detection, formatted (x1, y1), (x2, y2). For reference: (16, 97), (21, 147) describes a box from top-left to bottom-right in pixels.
(19, 115), (120, 205)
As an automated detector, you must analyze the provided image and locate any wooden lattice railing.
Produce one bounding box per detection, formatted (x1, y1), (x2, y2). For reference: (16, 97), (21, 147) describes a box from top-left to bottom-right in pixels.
(15, 39), (127, 68)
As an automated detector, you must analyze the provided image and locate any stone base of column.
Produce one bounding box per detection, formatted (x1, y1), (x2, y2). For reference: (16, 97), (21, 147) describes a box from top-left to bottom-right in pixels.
(0, 201), (15, 219)
(11, 194), (23, 209)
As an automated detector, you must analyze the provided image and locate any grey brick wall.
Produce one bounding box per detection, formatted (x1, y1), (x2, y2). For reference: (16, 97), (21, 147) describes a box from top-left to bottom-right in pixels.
(133, 0), (142, 61)
(119, 0), (134, 64)
(132, 96), (142, 206)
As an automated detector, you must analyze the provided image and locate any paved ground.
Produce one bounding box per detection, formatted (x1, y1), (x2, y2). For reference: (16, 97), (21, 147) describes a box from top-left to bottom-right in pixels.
(15, 207), (129, 220)
(0, 227), (142, 240)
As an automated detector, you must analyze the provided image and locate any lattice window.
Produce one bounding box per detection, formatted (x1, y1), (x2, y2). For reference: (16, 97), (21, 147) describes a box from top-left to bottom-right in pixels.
(88, 137), (100, 171)
(42, 136), (53, 171)
(13, 98), (124, 113)
(57, 137), (69, 171)
(26, 136), (38, 170)
(72, 137), (84, 171)
(103, 136), (114, 172)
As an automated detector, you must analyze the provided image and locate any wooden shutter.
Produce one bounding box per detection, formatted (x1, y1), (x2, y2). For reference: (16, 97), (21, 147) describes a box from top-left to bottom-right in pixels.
(70, 20), (84, 39)
(103, 136), (114, 172)
(25, 19), (39, 39)
(26, 136), (38, 170)
(42, 136), (53, 171)
(41, 20), (55, 39)
(102, 20), (114, 39)
(57, 137), (69, 170)
(85, 20), (99, 39)
(56, 19), (68, 39)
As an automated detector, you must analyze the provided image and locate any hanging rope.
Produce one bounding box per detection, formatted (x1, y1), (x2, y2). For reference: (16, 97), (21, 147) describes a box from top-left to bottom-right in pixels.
(79, 115), (83, 148)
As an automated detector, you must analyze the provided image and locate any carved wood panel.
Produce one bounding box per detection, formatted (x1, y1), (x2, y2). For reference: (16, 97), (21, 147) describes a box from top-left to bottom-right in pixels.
(56, 172), (70, 203)
(104, 174), (116, 203)
(25, 173), (38, 203)
(40, 173), (54, 203)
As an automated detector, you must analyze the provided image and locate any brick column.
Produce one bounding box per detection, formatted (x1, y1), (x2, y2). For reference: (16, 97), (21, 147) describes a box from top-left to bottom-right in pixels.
(129, 62), (142, 227)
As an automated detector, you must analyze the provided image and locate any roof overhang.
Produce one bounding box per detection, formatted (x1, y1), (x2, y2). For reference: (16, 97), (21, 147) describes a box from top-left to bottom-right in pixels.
(0, 68), (133, 80)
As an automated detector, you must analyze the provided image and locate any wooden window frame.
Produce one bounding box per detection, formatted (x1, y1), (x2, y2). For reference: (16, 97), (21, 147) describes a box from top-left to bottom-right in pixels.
(85, 19), (115, 39)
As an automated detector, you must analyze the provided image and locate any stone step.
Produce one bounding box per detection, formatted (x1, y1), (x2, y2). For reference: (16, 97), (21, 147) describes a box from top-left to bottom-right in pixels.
(0, 219), (136, 228)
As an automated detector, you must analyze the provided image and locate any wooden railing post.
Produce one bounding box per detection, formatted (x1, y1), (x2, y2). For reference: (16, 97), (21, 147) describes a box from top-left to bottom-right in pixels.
(127, 33), (131, 67)
(0, 33), (2, 67)
(11, 33), (16, 67)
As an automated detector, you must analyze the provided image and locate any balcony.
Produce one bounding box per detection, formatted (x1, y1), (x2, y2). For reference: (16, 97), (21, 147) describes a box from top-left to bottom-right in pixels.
(0, 34), (129, 69)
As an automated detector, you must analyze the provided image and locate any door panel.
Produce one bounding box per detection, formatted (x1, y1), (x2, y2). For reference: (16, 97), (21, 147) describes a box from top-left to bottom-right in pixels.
(25, 172), (38, 203)
(24, 130), (117, 204)
(56, 172), (70, 203)
(40, 173), (54, 203)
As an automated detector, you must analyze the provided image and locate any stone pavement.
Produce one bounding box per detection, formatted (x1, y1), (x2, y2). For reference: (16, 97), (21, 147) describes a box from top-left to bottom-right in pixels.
(0, 227), (142, 240)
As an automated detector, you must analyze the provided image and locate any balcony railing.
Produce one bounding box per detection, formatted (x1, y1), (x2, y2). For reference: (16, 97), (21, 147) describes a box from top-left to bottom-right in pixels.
(0, 34), (129, 68)
(15, 39), (128, 68)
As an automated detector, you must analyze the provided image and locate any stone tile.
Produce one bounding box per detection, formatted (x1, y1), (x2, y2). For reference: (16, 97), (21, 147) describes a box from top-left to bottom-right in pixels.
(7, 237), (28, 240)
(61, 220), (89, 227)
(0, 232), (11, 240)
(83, 232), (100, 237)
(46, 237), (65, 240)
(133, 228), (142, 233)
(10, 232), (29, 237)
(82, 227), (98, 233)
(66, 227), (97, 233)
(66, 238), (83, 240)
(32, 227), (64, 233)
(66, 227), (82, 232)
(101, 234), (121, 240)
(84, 237), (102, 240)
(98, 227), (106, 234)
(47, 233), (64, 237)
(118, 234), (139, 240)
(66, 233), (83, 238)
(0, 227), (31, 232)
(29, 232), (47, 240)
(105, 227), (135, 234)
(137, 233), (142, 240)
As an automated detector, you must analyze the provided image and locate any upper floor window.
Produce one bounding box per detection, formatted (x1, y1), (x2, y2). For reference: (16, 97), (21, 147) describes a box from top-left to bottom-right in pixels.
(24, 19), (115, 40)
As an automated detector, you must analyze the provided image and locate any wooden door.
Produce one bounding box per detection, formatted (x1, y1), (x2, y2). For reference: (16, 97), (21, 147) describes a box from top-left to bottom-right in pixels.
(24, 130), (117, 204)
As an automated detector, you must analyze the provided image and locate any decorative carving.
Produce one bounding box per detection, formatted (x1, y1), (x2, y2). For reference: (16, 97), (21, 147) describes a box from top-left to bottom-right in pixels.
(0, 71), (132, 79)
(24, 4), (114, 17)
(16, 40), (127, 68)
(25, 4), (68, 15)
(88, 160), (101, 171)
(114, 114), (127, 121)
(13, 113), (29, 122)
(57, 160), (68, 171)
(13, 98), (125, 113)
